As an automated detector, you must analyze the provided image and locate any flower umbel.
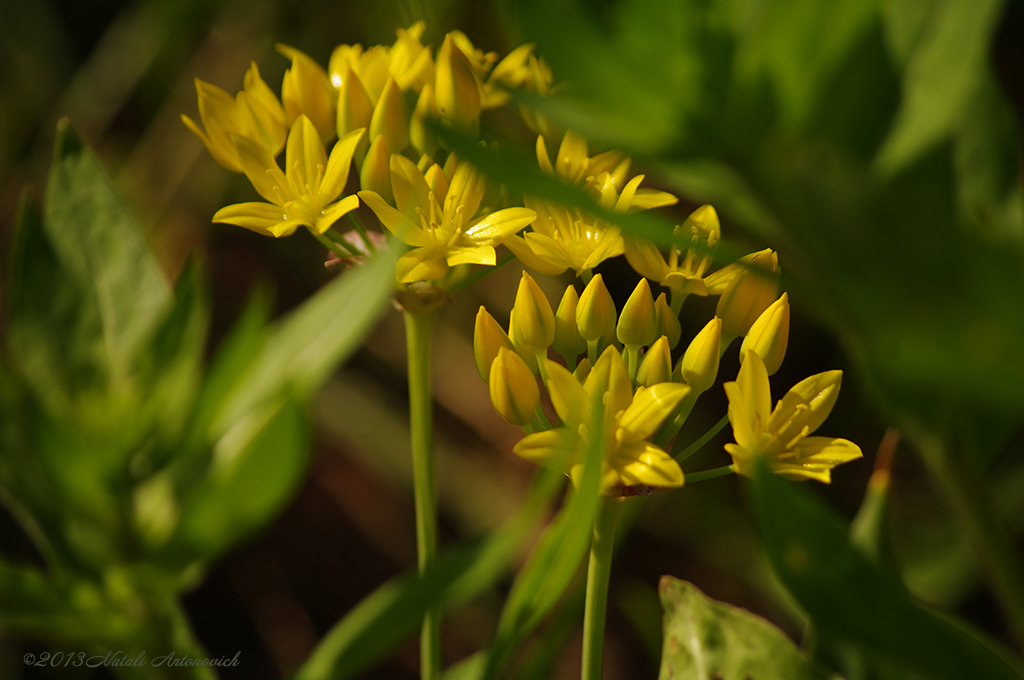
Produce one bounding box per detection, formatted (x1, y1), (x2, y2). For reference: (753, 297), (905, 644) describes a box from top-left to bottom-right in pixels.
(724, 351), (862, 483)
(213, 117), (363, 237)
(514, 347), (688, 495)
(359, 154), (536, 283)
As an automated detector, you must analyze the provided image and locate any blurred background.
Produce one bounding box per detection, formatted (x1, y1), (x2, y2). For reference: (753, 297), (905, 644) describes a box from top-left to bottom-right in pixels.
(1, 0), (1022, 678)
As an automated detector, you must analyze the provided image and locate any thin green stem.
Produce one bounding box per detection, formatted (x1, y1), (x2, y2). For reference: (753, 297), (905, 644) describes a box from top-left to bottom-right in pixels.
(345, 212), (377, 252)
(673, 413), (730, 462)
(624, 345), (641, 382)
(311, 230), (355, 259)
(443, 253), (515, 296)
(404, 309), (441, 680)
(534, 406), (552, 430)
(652, 391), (698, 449)
(581, 498), (623, 680)
(685, 464), (735, 484)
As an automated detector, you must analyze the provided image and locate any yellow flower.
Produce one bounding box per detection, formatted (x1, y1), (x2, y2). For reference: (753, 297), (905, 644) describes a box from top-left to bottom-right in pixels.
(514, 347), (688, 495)
(624, 204), (720, 298)
(328, 22), (433, 104)
(504, 131), (677, 276)
(724, 351), (862, 483)
(278, 44), (337, 143)
(359, 155), (536, 283)
(706, 248), (780, 339)
(490, 347), (540, 427)
(739, 293), (790, 376)
(435, 33), (482, 131)
(212, 117), (362, 237)
(181, 62), (288, 173)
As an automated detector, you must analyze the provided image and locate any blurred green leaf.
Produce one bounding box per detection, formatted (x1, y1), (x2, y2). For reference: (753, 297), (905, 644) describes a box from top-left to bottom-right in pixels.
(657, 577), (834, 680)
(43, 119), (171, 382)
(209, 251), (396, 437)
(748, 458), (1024, 680)
(876, 0), (1006, 173)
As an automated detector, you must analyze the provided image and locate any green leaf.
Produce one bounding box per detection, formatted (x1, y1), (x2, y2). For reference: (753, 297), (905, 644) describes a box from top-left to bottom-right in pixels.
(657, 577), (834, 680)
(44, 119), (171, 381)
(748, 458), (1024, 680)
(209, 250), (395, 438)
(876, 0), (1006, 173)
(170, 397), (309, 561)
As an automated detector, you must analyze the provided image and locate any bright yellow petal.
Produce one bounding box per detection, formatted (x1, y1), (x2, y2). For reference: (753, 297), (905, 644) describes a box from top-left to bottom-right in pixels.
(390, 154), (432, 221)
(212, 202), (284, 235)
(445, 159), (484, 221)
(630, 188), (678, 212)
(464, 207), (536, 243)
(268, 219), (306, 238)
(766, 370), (842, 445)
(513, 428), (579, 471)
(618, 383), (690, 441)
(793, 436), (863, 466)
(319, 128), (364, 203)
(397, 249), (447, 283)
(623, 235), (669, 281)
(545, 359), (590, 430)
(358, 190), (427, 246)
(233, 135), (285, 204)
(611, 440), (684, 488)
(313, 194), (360, 234)
(446, 245), (496, 267)
(523, 232), (577, 272)
(286, 115), (327, 191)
(503, 234), (568, 276)
(578, 228), (625, 272)
(736, 350), (772, 430)
(555, 130), (588, 184)
(182, 113), (240, 173)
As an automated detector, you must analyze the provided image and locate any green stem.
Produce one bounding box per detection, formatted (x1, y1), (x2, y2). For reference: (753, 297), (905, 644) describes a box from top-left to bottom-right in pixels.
(652, 391), (698, 449)
(405, 309), (442, 679)
(672, 413), (730, 462)
(624, 345), (641, 382)
(685, 464), (735, 484)
(914, 426), (1024, 651)
(444, 253), (516, 296)
(581, 498), (623, 680)
(345, 212), (377, 252)
(311, 230), (355, 259)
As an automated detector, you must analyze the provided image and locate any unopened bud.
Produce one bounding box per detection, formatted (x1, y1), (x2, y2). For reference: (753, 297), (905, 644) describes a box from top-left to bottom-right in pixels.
(617, 278), (657, 348)
(360, 135), (393, 204)
(511, 271), (555, 350)
(637, 336), (672, 387)
(740, 293), (789, 376)
(553, 285), (586, 361)
(577, 274), (617, 342)
(715, 249), (780, 338)
(475, 306), (514, 382)
(681, 316), (722, 394)
(490, 347), (540, 426)
(654, 293), (681, 349)
(435, 34), (481, 131)
(369, 76), (410, 155)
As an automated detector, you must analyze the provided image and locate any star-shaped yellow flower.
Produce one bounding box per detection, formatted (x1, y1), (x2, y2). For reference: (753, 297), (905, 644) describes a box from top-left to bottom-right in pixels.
(212, 116), (363, 237)
(514, 346), (688, 495)
(359, 154), (536, 283)
(505, 131), (677, 276)
(724, 351), (862, 483)
(624, 204), (720, 298)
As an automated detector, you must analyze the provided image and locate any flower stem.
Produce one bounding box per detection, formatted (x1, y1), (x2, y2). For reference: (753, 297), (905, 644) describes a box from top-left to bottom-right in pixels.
(581, 498), (623, 680)
(310, 230), (355, 259)
(405, 309), (441, 679)
(672, 413), (730, 462)
(685, 464), (735, 484)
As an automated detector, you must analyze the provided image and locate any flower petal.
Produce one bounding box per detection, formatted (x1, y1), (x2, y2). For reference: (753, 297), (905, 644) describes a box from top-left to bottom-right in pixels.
(513, 428), (579, 471)
(611, 440), (684, 488)
(319, 128), (365, 202)
(359, 190), (428, 246)
(766, 369), (842, 445)
(446, 245), (496, 267)
(212, 202), (285, 236)
(313, 194), (360, 234)
(503, 234), (568, 276)
(545, 359), (590, 429)
(618, 383), (690, 441)
(233, 134), (285, 204)
(793, 436), (863, 466)
(397, 249), (447, 283)
(464, 207), (536, 242)
(286, 115), (327, 192)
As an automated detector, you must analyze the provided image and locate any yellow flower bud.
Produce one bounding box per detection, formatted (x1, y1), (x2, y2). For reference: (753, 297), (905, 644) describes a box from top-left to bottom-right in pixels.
(369, 76), (410, 155)
(616, 278), (657, 348)
(508, 315), (539, 373)
(681, 316), (722, 394)
(715, 249), (780, 338)
(637, 336), (672, 387)
(553, 285), (587, 361)
(360, 135), (393, 204)
(277, 44), (336, 143)
(573, 357), (592, 383)
(490, 347), (540, 426)
(435, 33), (481, 131)
(740, 293), (790, 376)
(511, 271), (556, 350)
(475, 306), (515, 383)
(577, 274), (617, 342)
(337, 64), (373, 162)
(654, 293), (682, 349)
(410, 83), (439, 157)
